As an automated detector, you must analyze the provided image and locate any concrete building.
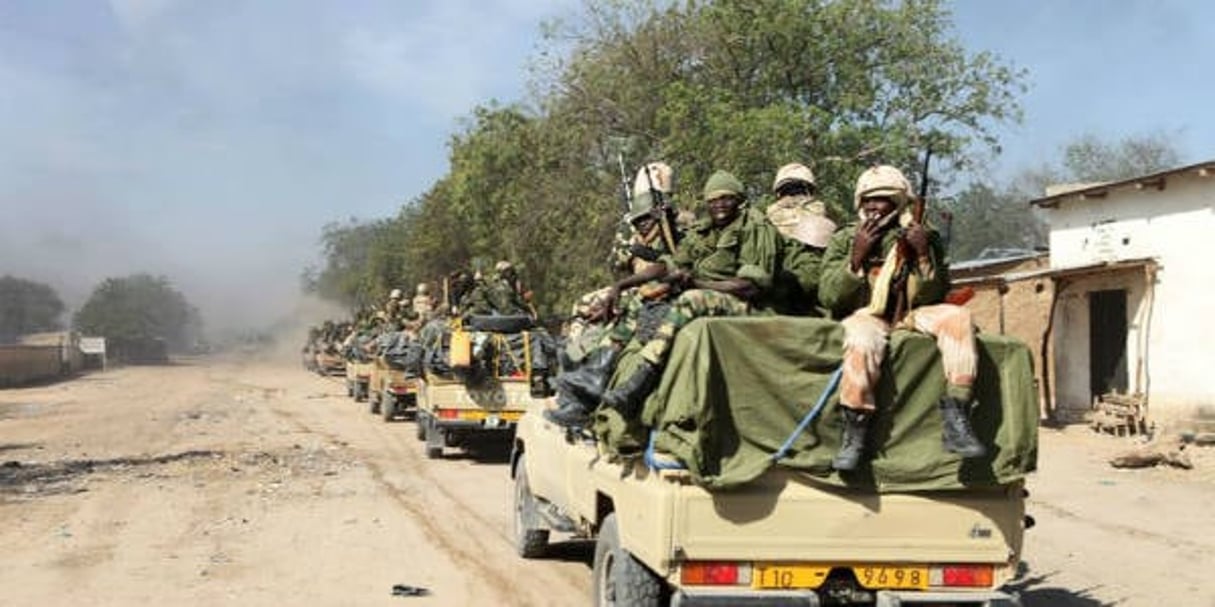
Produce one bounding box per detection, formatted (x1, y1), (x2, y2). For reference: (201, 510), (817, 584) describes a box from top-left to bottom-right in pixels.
(951, 252), (1054, 418)
(1029, 160), (1215, 425)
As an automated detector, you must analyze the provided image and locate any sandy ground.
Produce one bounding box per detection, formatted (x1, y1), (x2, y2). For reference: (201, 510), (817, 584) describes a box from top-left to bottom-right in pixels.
(1, 352), (1212, 607)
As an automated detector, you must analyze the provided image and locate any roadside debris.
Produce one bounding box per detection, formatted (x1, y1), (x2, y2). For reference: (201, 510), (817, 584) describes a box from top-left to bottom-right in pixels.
(390, 584), (430, 597)
(1109, 435), (1192, 469)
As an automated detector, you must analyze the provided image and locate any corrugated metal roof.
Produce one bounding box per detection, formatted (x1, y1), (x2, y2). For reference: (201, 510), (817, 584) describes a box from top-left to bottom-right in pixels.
(953, 257), (1157, 286)
(1030, 160), (1215, 208)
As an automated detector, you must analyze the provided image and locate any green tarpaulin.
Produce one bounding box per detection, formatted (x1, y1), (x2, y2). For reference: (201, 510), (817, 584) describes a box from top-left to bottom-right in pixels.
(593, 317), (1038, 491)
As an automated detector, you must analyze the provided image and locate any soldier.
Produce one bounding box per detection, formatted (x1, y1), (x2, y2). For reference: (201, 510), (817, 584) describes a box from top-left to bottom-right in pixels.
(384, 289), (405, 323)
(458, 270), (494, 316)
(598, 170), (780, 418)
(486, 261), (531, 316)
(766, 163), (837, 315)
(547, 162), (682, 427)
(818, 165), (985, 471)
(411, 283), (435, 320)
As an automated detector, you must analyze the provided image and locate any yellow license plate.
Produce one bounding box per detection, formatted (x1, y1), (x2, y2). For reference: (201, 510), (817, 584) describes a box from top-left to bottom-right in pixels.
(852, 565), (929, 590)
(753, 564), (830, 589)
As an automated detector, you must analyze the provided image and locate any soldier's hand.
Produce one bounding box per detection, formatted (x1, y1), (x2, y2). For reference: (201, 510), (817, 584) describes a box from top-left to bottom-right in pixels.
(904, 224), (930, 259)
(667, 269), (692, 287)
(600, 286), (621, 319)
(629, 243), (661, 262)
(850, 218), (881, 271)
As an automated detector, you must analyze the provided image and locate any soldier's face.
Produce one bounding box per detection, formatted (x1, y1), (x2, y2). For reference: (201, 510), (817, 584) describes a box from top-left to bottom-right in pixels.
(860, 196), (897, 224)
(632, 216), (657, 235)
(707, 195), (742, 227)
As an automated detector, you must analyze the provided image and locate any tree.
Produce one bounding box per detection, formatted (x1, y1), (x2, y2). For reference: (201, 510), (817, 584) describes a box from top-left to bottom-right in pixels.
(0, 275), (65, 342)
(310, 0), (1027, 315)
(73, 274), (202, 352)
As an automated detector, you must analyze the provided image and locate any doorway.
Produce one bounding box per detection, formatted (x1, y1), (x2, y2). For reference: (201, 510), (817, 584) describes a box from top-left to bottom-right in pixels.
(1089, 289), (1128, 401)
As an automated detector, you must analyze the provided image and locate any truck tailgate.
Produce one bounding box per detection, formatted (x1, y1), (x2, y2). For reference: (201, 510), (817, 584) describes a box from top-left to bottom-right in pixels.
(674, 470), (1022, 568)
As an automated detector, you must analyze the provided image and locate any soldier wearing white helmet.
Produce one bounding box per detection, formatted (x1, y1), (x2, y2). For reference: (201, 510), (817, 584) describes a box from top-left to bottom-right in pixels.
(549, 161), (684, 427)
(765, 162), (837, 315)
(818, 164), (985, 471)
(411, 283), (435, 320)
(383, 288), (405, 326)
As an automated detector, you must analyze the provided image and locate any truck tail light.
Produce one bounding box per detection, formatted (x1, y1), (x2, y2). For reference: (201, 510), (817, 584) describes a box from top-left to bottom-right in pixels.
(437, 409), (459, 420)
(681, 562), (748, 586)
(930, 565), (994, 587)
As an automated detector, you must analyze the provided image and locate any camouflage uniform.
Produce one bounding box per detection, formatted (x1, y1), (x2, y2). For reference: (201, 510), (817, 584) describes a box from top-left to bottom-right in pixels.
(458, 275), (494, 316)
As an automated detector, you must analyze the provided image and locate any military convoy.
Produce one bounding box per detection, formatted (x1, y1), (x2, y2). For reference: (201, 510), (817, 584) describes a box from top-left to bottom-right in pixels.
(307, 161), (1037, 605)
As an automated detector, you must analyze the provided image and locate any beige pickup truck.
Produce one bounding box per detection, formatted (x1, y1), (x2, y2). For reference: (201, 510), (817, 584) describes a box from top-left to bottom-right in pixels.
(415, 373), (534, 459)
(510, 318), (1032, 607)
(368, 362), (418, 422)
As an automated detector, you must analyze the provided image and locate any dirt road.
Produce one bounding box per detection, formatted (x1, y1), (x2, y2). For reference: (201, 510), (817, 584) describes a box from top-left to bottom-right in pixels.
(2, 354), (1212, 606)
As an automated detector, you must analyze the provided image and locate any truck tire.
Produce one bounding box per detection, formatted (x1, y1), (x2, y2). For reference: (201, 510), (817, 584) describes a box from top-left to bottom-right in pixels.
(414, 416), (426, 441)
(425, 418), (443, 459)
(593, 513), (664, 607)
(512, 455), (549, 558)
(381, 394), (395, 422)
(345, 380), (354, 398)
(369, 390), (380, 414)
(464, 314), (535, 333)
(356, 381), (369, 402)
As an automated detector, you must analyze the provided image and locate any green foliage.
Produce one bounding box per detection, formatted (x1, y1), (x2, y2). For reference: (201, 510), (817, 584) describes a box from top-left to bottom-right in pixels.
(310, 0), (1026, 315)
(73, 274), (201, 351)
(0, 275), (64, 342)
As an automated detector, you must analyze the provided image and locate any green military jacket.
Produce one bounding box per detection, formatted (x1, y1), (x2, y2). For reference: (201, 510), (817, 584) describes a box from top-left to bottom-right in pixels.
(459, 282), (494, 316)
(486, 278), (530, 315)
(818, 222), (949, 320)
(667, 206), (779, 296)
(770, 238), (825, 316)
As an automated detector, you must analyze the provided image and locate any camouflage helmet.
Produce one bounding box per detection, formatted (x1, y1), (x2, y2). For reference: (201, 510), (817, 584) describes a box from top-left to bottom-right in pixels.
(389, 288), (403, 300)
(772, 163), (816, 192)
(494, 260), (513, 273)
(703, 170), (745, 201)
(416, 283), (429, 295)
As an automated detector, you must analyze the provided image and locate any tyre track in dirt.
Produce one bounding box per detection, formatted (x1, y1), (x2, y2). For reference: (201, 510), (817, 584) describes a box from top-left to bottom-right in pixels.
(249, 367), (593, 606)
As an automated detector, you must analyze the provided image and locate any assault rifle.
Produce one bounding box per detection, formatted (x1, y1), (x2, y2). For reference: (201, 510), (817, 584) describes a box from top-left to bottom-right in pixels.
(617, 153), (632, 218)
(888, 146), (932, 323)
(641, 162), (679, 255)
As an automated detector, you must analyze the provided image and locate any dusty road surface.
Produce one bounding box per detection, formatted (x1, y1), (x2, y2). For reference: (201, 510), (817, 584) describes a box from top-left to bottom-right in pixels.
(2, 352), (1213, 606)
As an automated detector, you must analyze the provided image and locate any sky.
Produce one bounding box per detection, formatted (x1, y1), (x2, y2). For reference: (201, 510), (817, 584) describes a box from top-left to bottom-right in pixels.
(1, 0), (1210, 334)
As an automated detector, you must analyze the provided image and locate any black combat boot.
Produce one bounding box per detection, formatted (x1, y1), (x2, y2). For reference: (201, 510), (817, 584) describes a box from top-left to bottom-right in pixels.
(939, 397), (987, 458)
(832, 408), (870, 471)
(555, 347), (618, 403)
(601, 361), (661, 419)
(544, 391), (593, 428)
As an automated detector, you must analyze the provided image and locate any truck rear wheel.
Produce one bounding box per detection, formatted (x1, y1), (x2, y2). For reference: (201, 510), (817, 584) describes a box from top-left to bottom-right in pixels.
(512, 455), (549, 558)
(369, 390), (380, 414)
(414, 414), (426, 441)
(380, 394), (395, 422)
(424, 418), (443, 459)
(593, 513), (664, 607)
